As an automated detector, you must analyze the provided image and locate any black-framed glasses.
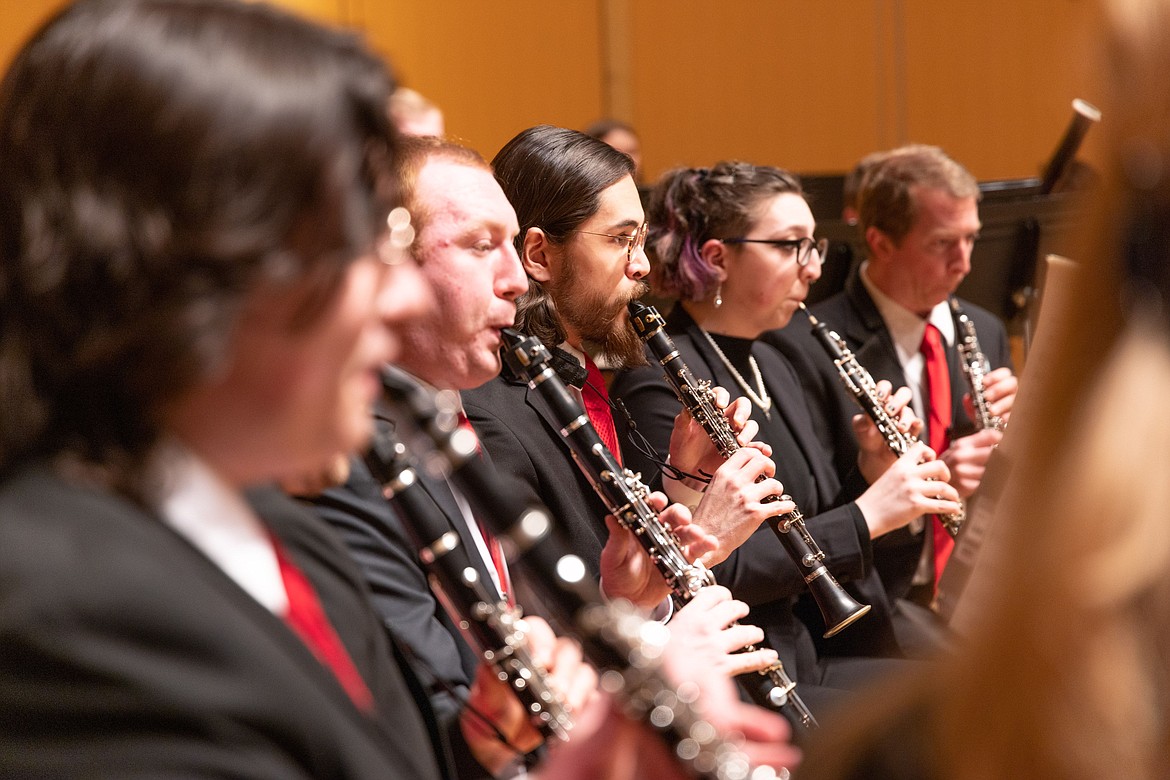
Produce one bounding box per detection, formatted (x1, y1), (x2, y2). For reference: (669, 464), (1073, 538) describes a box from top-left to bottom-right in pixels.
(573, 222), (649, 263)
(721, 236), (828, 267)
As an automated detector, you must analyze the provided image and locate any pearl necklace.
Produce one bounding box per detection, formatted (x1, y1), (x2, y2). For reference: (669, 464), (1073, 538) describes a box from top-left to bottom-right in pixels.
(698, 329), (772, 419)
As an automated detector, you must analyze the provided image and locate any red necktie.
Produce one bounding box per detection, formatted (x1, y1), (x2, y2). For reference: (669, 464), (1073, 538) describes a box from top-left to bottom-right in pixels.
(271, 537), (375, 712)
(456, 411), (514, 606)
(582, 354), (622, 465)
(920, 323), (954, 589)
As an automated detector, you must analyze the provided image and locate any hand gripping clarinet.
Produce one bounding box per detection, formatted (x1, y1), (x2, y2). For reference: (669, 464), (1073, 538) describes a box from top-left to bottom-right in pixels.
(798, 304), (966, 537)
(948, 297), (1005, 432)
(627, 301), (871, 638)
(377, 365), (781, 779)
(361, 403), (573, 742)
(500, 329), (818, 731)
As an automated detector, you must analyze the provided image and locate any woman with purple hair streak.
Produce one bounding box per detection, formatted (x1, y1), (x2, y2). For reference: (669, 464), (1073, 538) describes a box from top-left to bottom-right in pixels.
(611, 162), (963, 715)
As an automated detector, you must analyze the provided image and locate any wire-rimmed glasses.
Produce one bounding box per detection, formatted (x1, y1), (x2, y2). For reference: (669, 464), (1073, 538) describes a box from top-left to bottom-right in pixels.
(574, 222), (649, 263)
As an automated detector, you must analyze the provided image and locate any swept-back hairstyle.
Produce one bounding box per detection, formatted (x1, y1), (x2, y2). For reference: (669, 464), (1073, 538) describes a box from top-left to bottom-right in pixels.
(492, 125), (633, 347)
(0, 0), (399, 486)
(857, 144), (980, 243)
(649, 161), (802, 301)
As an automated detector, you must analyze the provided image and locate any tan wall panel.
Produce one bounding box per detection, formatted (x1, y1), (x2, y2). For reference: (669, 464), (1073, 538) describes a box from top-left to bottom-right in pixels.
(270, 0), (345, 23)
(629, 1), (891, 180)
(349, 0), (604, 161)
(1, 1), (1103, 183)
(900, 0), (1102, 180)
(626, 1), (1098, 182)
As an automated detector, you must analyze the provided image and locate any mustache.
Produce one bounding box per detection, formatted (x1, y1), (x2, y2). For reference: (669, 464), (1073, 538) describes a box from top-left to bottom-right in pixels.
(624, 281), (650, 306)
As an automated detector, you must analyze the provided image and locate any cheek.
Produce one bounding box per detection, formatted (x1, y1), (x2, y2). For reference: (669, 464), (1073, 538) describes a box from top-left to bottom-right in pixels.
(430, 270), (483, 337)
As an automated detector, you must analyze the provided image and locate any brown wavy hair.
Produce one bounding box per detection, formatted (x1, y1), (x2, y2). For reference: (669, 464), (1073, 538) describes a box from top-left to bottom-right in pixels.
(0, 0), (399, 491)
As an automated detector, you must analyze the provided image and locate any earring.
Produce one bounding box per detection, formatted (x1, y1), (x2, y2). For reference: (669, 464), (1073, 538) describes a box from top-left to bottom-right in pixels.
(713, 283), (723, 309)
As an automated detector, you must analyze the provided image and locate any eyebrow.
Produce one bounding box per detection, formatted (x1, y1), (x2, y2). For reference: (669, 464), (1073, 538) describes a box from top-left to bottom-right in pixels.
(751, 226), (812, 239)
(604, 219), (642, 232)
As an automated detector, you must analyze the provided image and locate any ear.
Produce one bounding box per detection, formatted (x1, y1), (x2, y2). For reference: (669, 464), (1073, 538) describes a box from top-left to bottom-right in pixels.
(699, 238), (730, 282)
(520, 227), (553, 284)
(865, 226), (894, 263)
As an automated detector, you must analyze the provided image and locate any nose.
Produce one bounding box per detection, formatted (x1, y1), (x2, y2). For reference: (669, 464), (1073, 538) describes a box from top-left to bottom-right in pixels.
(627, 244), (650, 281)
(956, 237), (974, 274)
(496, 244), (529, 301)
(803, 245), (824, 284)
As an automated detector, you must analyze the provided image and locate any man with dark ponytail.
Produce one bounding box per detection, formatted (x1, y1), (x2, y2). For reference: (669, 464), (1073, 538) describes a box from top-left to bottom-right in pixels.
(462, 126), (785, 598)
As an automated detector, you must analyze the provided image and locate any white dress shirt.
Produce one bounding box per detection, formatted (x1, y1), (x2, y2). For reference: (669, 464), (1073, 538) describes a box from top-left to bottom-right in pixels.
(858, 263), (955, 585)
(155, 443), (288, 615)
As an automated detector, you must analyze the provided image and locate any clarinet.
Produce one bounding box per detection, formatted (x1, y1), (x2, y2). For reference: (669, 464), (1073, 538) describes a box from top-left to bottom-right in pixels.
(797, 304), (965, 537)
(362, 405), (573, 742)
(376, 365), (783, 779)
(499, 329), (819, 731)
(948, 297), (1005, 432)
(627, 301), (871, 638)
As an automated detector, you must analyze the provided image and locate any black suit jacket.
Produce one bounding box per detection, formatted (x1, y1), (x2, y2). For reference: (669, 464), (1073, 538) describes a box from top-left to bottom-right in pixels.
(462, 368), (608, 576)
(0, 465), (442, 779)
(610, 306), (905, 672)
(764, 268), (1012, 602)
(309, 454), (499, 778)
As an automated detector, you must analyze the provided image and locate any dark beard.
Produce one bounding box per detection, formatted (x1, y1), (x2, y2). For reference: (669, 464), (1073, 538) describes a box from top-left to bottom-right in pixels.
(554, 276), (649, 370)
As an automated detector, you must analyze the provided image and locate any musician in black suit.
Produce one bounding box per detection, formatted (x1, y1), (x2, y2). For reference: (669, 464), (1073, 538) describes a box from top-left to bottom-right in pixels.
(307, 137), (584, 777)
(766, 146), (1017, 621)
(463, 127), (784, 598)
(0, 1), (447, 775)
(608, 162), (959, 708)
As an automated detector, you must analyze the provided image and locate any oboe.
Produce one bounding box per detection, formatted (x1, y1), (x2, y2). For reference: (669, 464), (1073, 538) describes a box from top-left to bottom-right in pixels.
(500, 329), (818, 731)
(798, 304), (965, 537)
(362, 404), (573, 742)
(948, 297), (1005, 432)
(627, 301), (870, 638)
(377, 365), (783, 778)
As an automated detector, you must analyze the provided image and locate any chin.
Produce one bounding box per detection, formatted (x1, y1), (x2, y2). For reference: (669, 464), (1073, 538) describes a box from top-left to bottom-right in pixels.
(336, 406), (376, 453)
(455, 350), (502, 390)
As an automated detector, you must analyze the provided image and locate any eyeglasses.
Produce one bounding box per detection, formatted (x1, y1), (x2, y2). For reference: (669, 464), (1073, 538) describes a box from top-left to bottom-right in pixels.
(721, 236), (829, 267)
(573, 222), (649, 263)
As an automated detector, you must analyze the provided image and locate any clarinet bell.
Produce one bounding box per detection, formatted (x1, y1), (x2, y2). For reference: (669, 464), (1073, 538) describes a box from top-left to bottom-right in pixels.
(808, 574), (871, 638)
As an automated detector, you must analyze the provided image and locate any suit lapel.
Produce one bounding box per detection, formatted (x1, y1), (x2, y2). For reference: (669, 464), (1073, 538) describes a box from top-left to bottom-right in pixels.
(761, 350), (842, 510)
(415, 471), (498, 592)
(519, 374), (585, 461)
(677, 310), (841, 512)
(844, 272), (908, 388)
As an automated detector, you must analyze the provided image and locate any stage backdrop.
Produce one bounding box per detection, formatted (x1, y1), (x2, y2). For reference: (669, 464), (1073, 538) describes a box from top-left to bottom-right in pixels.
(2, 0), (1104, 182)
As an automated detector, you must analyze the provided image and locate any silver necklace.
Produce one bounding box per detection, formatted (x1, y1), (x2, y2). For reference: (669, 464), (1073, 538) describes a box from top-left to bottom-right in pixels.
(699, 329), (772, 419)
